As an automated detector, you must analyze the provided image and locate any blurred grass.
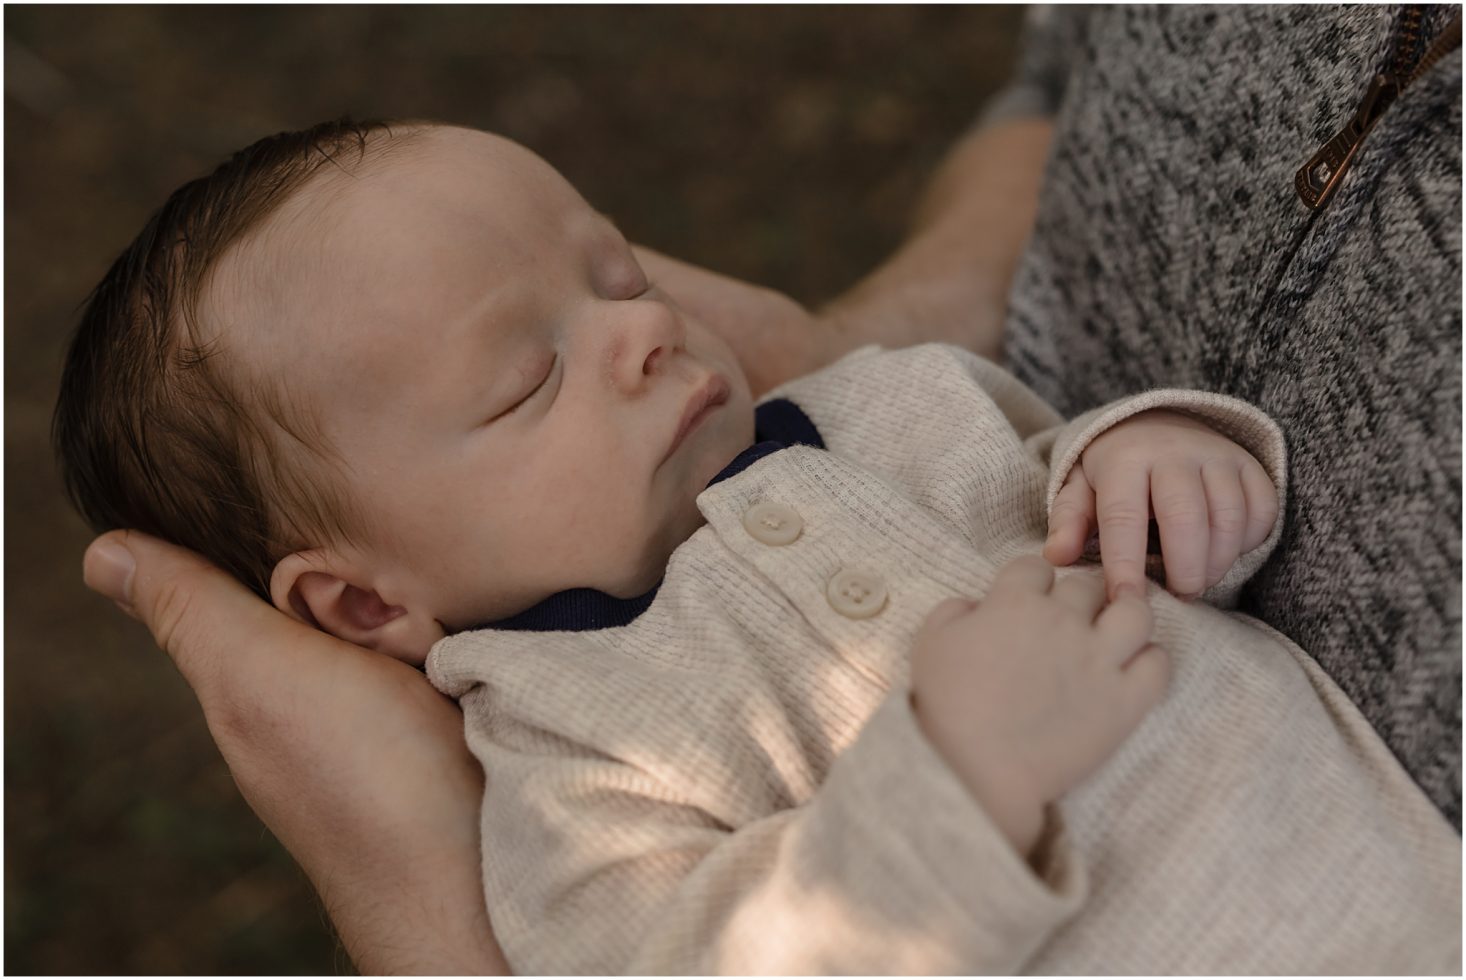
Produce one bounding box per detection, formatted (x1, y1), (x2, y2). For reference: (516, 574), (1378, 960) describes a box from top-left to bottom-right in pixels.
(5, 5), (1023, 973)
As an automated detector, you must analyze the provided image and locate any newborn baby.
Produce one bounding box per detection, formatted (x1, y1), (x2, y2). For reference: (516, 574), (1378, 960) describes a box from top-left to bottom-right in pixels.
(56, 120), (1460, 974)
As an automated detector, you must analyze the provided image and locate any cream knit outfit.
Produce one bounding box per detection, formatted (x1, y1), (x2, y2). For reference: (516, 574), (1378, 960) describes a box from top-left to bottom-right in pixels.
(428, 343), (1462, 975)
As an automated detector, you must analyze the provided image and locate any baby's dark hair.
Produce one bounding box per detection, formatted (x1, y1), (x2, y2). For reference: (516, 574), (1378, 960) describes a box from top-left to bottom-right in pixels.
(54, 116), (433, 601)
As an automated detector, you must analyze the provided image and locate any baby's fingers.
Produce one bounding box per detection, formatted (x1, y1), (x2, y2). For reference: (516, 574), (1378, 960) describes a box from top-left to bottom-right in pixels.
(1116, 643), (1171, 720)
(1151, 462), (1209, 599)
(1095, 593), (1153, 663)
(1095, 598), (1169, 722)
(1201, 460), (1247, 589)
(1239, 455), (1280, 552)
(1094, 464), (1152, 601)
(1044, 463), (1096, 566)
(917, 596), (978, 641)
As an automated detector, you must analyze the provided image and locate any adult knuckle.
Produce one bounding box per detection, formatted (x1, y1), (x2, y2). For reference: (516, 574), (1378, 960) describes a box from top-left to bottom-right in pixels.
(149, 574), (200, 661)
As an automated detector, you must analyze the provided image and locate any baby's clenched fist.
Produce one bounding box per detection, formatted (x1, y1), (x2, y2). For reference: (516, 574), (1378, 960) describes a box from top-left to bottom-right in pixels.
(909, 555), (1170, 858)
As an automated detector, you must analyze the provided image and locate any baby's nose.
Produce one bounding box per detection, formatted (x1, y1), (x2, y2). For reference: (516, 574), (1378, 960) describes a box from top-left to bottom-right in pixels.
(611, 299), (685, 394)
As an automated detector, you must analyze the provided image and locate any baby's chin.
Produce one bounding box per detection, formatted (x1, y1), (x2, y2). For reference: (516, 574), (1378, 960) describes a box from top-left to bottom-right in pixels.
(448, 402), (755, 629)
(635, 487), (715, 592)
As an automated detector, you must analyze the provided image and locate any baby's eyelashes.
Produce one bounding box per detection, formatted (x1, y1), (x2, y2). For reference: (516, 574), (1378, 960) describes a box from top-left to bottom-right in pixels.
(485, 354), (557, 425)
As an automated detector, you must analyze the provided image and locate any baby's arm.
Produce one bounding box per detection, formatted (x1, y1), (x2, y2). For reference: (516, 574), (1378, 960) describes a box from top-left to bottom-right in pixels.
(460, 680), (1085, 975)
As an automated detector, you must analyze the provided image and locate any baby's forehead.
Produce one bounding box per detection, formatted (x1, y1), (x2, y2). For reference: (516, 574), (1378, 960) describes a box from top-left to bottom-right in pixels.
(204, 131), (436, 319)
(200, 175), (340, 341)
(204, 125), (585, 370)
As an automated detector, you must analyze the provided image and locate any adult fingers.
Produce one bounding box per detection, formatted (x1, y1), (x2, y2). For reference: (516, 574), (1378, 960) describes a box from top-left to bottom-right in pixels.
(83, 529), (317, 699)
(82, 535), (508, 976)
(988, 554), (1056, 598)
(1150, 461), (1209, 599)
(1043, 463), (1097, 566)
(1051, 570), (1106, 622)
(1201, 460), (1247, 589)
(1094, 461), (1152, 601)
(1238, 455), (1280, 553)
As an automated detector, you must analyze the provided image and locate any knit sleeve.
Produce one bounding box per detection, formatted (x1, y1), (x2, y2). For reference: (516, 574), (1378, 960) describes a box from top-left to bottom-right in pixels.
(1031, 389), (1290, 609)
(464, 684), (1086, 975)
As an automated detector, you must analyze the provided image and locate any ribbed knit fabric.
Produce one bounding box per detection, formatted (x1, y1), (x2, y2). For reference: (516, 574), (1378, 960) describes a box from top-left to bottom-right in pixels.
(428, 343), (1461, 975)
(991, 4), (1463, 829)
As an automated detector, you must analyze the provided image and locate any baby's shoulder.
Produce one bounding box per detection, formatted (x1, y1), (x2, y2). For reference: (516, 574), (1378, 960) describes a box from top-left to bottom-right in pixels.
(767, 342), (1016, 442)
(772, 342), (995, 409)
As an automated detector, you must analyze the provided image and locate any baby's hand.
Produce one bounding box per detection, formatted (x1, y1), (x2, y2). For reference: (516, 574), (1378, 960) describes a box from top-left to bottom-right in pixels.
(910, 556), (1169, 858)
(1043, 409), (1279, 602)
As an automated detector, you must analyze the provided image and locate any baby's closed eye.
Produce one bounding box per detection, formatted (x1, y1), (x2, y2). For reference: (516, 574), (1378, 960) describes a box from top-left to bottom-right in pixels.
(485, 353), (557, 425)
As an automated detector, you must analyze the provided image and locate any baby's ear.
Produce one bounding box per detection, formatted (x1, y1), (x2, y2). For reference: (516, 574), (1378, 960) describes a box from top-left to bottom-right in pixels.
(270, 551), (444, 666)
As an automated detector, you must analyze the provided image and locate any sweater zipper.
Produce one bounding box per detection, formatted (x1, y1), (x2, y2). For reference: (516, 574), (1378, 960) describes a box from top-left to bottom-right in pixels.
(1295, 6), (1462, 210)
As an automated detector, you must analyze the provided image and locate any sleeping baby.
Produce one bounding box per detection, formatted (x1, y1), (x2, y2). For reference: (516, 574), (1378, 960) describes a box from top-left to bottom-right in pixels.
(55, 119), (1461, 974)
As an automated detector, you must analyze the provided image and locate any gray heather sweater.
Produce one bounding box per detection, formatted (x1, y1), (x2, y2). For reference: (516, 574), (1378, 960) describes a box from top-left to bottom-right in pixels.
(989, 4), (1462, 828)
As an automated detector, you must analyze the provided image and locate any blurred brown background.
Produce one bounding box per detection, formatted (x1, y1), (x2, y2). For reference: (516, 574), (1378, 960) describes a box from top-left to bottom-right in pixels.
(5, 5), (1023, 973)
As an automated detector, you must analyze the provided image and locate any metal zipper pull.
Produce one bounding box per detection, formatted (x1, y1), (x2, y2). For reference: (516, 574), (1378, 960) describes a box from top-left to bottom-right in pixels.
(1295, 73), (1398, 211)
(1295, 9), (1461, 212)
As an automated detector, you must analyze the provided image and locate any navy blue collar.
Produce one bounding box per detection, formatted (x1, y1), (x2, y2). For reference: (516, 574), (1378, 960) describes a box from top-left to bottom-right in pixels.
(476, 397), (823, 633)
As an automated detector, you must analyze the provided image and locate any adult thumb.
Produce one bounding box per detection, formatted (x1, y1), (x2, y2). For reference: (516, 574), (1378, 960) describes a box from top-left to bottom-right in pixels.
(83, 529), (283, 688)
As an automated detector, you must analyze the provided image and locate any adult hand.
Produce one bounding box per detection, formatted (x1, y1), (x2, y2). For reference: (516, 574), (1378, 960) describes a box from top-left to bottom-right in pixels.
(636, 117), (1056, 397)
(82, 530), (510, 976)
(817, 117), (1055, 364)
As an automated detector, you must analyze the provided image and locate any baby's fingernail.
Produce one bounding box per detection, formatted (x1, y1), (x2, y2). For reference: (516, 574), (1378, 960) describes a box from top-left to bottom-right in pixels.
(84, 539), (136, 608)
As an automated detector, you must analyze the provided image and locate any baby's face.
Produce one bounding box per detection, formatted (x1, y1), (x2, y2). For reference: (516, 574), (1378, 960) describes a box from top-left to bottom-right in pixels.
(224, 126), (755, 650)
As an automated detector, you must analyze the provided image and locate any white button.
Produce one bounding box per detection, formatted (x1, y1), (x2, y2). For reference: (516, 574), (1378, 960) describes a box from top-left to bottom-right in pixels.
(826, 567), (888, 619)
(743, 501), (803, 546)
